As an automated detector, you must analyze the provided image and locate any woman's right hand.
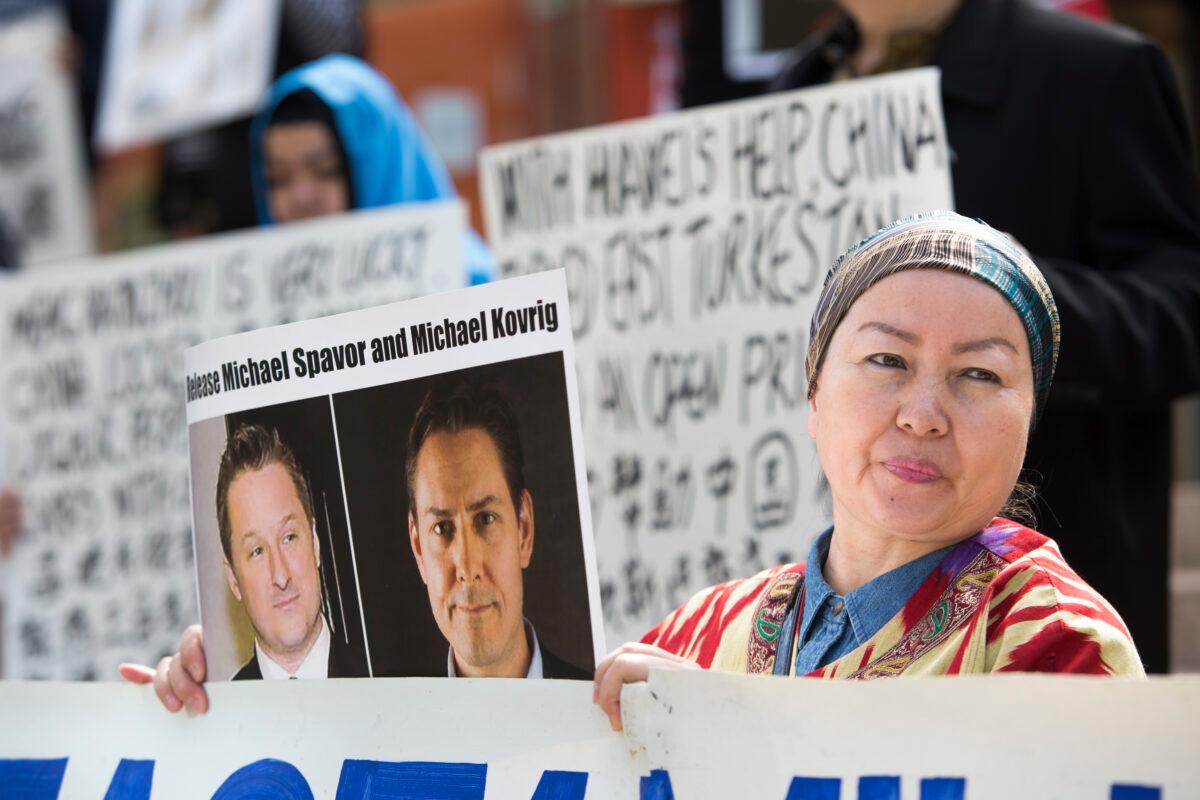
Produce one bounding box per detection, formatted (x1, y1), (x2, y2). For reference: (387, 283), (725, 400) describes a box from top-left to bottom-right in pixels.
(592, 642), (701, 732)
(119, 624), (210, 714)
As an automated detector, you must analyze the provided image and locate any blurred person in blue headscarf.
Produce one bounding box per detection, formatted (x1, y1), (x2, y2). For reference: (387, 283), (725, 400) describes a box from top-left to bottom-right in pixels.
(249, 53), (494, 284)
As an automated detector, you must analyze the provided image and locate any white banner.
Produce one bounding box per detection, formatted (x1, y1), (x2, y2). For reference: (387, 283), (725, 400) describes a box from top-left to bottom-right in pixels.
(480, 69), (955, 645)
(183, 271), (604, 681)
(94, 0), (281, 152)
(1, 673), (1196, 798)
(627, 671), (1199, 799)
(0, 9), (94, 266)
(0, 202), (466, 680)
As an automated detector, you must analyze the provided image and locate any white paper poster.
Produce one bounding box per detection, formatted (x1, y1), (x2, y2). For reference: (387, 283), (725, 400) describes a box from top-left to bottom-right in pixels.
(0, 10), (95, 266)
(183, 271), (603, 681)
(1, 673), (1197, 798)
(480, 69), (955, 644)
(0, 202), (466, 680)
(94, 0), (281, 152)
(626, 671), (1199, 799)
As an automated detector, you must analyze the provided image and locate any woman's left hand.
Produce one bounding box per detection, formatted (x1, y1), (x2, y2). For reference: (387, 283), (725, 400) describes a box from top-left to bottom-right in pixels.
(593, 642), (701, 731)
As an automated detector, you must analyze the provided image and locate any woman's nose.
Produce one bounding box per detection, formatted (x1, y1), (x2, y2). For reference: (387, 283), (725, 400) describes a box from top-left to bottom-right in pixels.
(896, 378), (949, 437)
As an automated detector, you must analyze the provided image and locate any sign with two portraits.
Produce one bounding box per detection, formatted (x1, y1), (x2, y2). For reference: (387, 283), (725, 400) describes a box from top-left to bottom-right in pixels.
(184, 271), (604, 681)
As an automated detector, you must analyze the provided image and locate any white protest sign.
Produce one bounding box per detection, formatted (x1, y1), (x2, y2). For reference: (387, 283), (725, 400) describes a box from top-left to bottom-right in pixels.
(1, 674), (1197, 798)
(626, 671), (1200, 799)
(480, 69), (954, 644)
(0, 679), (632, 798)
(0, 9), (94, 266)
(94, 0), (281, 152)
(0, 202), (466, 680)
(183, 271), (603, 681)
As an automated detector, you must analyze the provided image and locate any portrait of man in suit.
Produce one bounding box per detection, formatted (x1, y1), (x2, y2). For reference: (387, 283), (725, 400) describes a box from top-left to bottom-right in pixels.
(406, 379), (589, 680)
(216, 423), (354, 680)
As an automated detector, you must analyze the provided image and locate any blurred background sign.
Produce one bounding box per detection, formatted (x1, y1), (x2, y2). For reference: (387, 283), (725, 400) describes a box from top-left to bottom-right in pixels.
(0, 9), (93, 267)
(0, 202), (465, 680)
(94, 0), (281, 154)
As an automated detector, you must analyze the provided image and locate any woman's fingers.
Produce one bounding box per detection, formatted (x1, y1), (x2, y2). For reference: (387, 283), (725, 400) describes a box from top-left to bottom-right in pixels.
(597, 653), (649, 731)
(166, 652), (208, 714)
(592, 646), (624, 703)
(152, 657), (183, 713)
(593, 642), (652, 703)
(140, 626), (210, 715)
(178, 625), (207, 684)
(117, 663), (155, 684)
(593, 643), (700, 732)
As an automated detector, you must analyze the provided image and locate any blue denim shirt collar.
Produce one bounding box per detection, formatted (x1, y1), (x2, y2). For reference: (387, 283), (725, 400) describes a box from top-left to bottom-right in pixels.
(799, 527), (954, 649)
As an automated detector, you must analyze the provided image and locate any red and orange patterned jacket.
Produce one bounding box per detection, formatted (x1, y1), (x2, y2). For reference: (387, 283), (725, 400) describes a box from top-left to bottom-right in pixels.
(642, 519), (1145, 678)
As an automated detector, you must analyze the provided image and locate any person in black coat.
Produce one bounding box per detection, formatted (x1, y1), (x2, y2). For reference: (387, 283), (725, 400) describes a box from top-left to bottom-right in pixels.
(766, 0), (1200, 672)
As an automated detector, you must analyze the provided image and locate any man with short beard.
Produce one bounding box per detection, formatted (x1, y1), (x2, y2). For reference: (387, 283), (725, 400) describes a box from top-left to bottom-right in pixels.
(406, 379), (588, 680)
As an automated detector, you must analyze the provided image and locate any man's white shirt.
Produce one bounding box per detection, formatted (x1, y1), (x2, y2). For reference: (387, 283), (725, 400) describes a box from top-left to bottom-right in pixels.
(256, 616), (330, 679)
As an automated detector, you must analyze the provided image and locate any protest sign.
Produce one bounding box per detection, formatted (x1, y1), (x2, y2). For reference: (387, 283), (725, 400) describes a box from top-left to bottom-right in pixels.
(94, 0), (281, 152)
(0, 202), (466, 680)
(183, 270), (603, 681)
(1, 673), (1197, 798)
(0, 9), (94, 266)
(480, 69), (955, 643)
(625, 671), (1200, 799)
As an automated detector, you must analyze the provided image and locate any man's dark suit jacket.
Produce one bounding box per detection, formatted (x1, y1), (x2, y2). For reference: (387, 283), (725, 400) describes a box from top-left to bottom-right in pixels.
(539, 641), (591, 680)
(232, 633), (589, 680)
(232, 631), (366, 680)
(771, 0), (1200, 672)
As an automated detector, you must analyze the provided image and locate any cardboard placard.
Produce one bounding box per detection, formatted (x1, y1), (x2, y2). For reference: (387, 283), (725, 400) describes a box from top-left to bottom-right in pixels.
(480, 69), (955, 644)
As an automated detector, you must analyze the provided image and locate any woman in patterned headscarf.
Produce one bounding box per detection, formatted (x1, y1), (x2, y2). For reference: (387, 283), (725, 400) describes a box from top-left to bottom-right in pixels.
(593, 211), (1144, 731)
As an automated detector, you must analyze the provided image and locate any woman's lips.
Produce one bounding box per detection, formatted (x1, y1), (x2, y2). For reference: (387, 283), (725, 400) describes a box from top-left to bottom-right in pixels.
(882, 458), (944, 484)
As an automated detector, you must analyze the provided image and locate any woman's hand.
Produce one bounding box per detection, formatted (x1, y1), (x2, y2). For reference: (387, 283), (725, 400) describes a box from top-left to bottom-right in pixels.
(118, 625), (209, 714)
(593, 642), (701, 731)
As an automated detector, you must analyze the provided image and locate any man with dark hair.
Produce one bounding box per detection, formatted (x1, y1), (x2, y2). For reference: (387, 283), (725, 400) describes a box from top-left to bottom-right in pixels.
(216, 424), (354, 680)
(406, 379), (588, 680)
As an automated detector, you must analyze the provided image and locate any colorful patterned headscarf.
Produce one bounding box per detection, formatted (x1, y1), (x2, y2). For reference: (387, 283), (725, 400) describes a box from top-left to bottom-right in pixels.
(806, 211), (1060, 424)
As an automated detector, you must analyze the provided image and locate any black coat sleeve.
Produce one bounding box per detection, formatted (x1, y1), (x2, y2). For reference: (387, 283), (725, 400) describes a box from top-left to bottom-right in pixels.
(1034, 40), (1200, 406)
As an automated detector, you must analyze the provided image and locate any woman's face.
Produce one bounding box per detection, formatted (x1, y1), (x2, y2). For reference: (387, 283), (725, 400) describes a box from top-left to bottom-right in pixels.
(807, 269), (1035, 547)
(263, 121), (350, 223)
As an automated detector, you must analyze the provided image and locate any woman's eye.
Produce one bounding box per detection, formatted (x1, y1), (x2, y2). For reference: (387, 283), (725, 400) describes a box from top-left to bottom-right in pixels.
(249, 546), (263, 559)
(963, 367), (1000, 383)
(867, 353), (906, 369)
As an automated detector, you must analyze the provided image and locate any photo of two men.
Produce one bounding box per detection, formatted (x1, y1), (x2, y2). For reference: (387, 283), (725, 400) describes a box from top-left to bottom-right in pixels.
(188, 352), (598, 682)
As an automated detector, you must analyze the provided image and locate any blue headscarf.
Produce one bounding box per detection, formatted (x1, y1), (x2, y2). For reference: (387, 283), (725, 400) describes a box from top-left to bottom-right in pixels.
(250, 54), (494, 285)
(807, 211), (1060, 425)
